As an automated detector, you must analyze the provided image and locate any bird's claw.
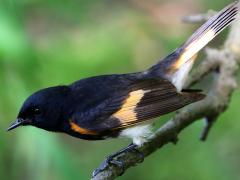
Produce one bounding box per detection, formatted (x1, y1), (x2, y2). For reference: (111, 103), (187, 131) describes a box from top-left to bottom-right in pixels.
(92, 143), (145, 178)
(92, 154), (125, 178)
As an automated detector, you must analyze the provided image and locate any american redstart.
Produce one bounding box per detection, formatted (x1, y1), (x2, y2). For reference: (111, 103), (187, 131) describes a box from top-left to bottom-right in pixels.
(7, 1), (239, 176)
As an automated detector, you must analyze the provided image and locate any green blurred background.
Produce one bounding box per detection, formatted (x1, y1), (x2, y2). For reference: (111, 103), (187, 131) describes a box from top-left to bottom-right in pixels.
(1, 0), (240, 179)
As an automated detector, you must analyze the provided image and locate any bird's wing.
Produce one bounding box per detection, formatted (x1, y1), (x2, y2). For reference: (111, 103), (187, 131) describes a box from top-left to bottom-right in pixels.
(69, 78), (205, 136)
(105, 79), (205, 130)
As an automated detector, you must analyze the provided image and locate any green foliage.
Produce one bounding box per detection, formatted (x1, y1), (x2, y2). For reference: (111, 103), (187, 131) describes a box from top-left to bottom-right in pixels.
(0, 0), (239, 179)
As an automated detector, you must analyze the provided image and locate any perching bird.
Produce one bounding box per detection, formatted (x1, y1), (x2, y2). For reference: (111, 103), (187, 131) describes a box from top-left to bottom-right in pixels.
(7, 1), (239, 176)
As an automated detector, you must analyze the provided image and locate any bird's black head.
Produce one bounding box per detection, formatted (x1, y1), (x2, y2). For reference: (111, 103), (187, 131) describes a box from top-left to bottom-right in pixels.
(7, 86), (71, 132)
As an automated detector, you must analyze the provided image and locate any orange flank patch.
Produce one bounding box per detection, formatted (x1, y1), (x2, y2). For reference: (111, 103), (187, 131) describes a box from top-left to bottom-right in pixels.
(113, 89), (149, 124)
(173, 30), (215, 70)
(70, 121), (98, 135)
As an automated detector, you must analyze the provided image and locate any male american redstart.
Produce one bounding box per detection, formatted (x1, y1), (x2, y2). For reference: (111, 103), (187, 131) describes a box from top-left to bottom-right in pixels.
(7, 1), (239, 176)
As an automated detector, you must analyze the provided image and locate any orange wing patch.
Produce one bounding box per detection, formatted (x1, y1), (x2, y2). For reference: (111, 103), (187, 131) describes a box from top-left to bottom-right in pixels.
(112, 89), (149, 124)
(70, 121), (98, 135)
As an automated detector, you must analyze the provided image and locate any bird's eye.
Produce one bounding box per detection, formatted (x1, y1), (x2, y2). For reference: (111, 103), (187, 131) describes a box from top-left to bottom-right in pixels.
(33, 108), (41, 115)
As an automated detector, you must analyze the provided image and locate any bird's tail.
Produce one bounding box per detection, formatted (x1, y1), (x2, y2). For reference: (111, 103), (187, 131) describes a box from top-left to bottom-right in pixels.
(148, 1), (239, 78)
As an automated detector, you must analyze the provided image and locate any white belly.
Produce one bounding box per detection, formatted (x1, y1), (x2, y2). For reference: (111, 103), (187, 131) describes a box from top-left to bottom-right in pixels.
(119, 123), (152, 146)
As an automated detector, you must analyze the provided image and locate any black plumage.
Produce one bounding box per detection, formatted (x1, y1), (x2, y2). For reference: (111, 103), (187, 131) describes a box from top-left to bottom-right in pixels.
(7, 2), (239, 146)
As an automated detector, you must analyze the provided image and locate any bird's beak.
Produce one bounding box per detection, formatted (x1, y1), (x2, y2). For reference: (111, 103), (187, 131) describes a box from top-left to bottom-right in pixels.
(7, 118), (25, 131)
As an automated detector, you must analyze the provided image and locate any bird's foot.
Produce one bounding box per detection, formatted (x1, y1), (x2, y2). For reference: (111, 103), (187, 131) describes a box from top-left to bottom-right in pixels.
(92, 143), (144, 178)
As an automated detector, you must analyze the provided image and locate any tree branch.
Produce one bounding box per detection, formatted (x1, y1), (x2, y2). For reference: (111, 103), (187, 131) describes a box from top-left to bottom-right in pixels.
(92, 15), (240, 180)
(182, 10), (216, 23)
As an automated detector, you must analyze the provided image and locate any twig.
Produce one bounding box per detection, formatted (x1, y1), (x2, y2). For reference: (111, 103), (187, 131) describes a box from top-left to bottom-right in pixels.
(200, 115), (218, 141)
(182, 10), (216, 23)
(92, 14), (240, 180)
